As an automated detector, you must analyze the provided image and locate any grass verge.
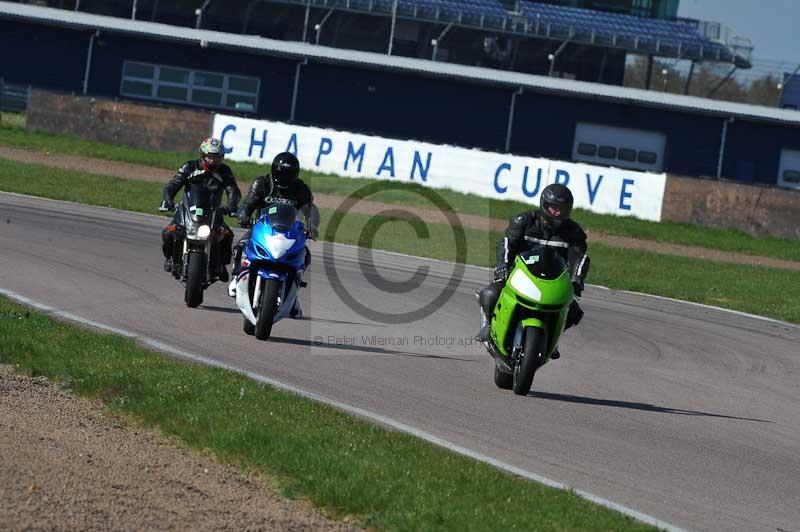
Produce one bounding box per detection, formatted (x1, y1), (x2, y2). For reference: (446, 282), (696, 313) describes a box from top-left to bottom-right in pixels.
(0, 295), (659, 531)
(2, 158), (798, 323)
(2, 118), (798, 262)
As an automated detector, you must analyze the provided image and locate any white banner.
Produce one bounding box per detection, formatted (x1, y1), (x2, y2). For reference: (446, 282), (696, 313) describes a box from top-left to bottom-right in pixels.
(213, 114), (666, 221)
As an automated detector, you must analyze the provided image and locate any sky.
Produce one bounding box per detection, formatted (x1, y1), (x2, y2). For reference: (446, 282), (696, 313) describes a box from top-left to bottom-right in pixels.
(678, 0), (800, 64)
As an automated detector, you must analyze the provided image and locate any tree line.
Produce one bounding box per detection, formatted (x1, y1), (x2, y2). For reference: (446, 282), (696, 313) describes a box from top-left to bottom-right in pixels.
(624, 56), (783, 108)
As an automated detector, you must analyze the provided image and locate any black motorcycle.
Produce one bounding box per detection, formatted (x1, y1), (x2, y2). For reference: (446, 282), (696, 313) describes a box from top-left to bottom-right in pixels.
(166, 184), (231, 307)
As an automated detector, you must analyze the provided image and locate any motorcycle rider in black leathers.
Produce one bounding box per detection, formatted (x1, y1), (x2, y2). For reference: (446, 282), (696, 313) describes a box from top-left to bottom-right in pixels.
(228, 152), (321, 319)
(159, 137), (241, 282)
(476, 183), (589, 359)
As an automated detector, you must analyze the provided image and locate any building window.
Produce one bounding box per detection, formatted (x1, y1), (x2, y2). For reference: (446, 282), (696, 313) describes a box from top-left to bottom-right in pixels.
(577, 143), (598, 156)
(783, 170), (800, 184)
(598, 146), (617, 159)
(638, 151), (658, 164)
(120, 61), (260, 112)
(618, 148), (637, 162)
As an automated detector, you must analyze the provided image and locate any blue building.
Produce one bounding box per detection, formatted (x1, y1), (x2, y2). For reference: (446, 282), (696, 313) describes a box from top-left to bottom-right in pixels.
(2, 3), (799, 189)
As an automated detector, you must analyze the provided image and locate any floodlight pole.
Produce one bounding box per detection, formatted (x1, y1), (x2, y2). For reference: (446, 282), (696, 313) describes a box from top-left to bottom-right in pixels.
(290, 59), (308, 122)
(431, 22), (453, 61)
(683, 60), (696, 95)
(716, 117), (734, 179)
(131, 0), (138, 20)
(387, 0), (399, 55)
(301, 0), (311, 43)
(315, 9), (334, 45)
(547, 33), (572, 77)
(707, 65), (737, 97)
(196, 0), (212, 29)
(74, 0), (81, 11)
(82, 30), (100, 95)
(505, 87), (523, 153)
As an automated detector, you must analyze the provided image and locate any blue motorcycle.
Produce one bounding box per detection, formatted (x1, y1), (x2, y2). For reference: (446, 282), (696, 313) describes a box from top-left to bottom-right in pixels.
(234, 202), (308, 340)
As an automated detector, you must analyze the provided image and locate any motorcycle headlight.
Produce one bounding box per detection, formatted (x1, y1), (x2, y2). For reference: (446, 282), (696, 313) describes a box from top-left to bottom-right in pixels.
(196, 225), (211, 239)
(509, 269), (541, 302)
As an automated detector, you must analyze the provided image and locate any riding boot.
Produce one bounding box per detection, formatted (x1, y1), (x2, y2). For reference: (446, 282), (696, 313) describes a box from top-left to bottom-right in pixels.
(289, 298), (303, 319)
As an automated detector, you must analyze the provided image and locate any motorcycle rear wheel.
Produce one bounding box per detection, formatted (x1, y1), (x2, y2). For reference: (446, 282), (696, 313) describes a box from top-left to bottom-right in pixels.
(512, 328), (546, 396)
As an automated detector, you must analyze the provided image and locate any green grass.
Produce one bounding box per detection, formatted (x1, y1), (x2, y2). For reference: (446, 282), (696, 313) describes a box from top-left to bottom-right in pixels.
(0, 111), (25, 129)
(2, 158), (798, 323)
(0, 295), (659, 532)
(2, 120), (799, 261)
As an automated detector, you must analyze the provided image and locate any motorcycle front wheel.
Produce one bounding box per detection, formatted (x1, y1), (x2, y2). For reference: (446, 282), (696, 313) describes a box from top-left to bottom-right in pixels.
(255, 279), (280, 341)
(184, 251), (205, 308)
(512, 327), (547, 396)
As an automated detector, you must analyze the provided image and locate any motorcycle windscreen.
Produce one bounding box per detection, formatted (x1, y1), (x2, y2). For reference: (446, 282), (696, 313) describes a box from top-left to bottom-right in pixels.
(518, 246), (567, 280)
(183, 184), (220, 223)
(262, 203), (299, 233)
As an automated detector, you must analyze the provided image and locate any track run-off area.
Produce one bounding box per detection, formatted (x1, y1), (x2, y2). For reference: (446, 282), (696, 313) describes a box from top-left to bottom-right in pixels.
(1, 191), (799, 532)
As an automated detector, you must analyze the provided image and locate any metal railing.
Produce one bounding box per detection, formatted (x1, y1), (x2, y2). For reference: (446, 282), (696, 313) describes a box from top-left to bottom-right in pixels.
(686, 19), (753, 65)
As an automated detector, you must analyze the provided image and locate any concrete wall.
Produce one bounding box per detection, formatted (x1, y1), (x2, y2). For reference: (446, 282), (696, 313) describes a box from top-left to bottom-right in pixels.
(662, 175), (800, 239)
(26, 90), (213, 153)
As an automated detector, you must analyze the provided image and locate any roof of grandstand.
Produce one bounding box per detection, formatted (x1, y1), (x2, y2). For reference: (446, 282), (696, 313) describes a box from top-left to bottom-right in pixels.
(1, 1), (794, 127)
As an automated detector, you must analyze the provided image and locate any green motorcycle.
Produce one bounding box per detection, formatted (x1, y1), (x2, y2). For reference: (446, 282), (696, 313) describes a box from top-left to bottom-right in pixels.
(479, 244), (574, 396)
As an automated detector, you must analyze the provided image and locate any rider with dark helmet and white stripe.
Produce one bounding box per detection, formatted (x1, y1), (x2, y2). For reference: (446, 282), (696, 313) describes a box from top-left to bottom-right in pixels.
(476, 183), (589, 359)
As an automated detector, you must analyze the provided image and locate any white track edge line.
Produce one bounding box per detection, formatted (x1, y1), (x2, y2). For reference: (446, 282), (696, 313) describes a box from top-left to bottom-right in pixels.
(0, 286), (686, 532)
(616, 290), (800, 330)
(3, 190), (795, 329)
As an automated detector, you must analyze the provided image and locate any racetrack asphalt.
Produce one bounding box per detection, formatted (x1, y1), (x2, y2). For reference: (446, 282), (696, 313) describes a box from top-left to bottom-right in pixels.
(1, 192), (798, 532)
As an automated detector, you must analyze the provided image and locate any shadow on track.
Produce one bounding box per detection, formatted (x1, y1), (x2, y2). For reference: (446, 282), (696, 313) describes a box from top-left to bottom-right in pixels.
(529, 392), (774, 423)
(270, 336), (477, 362)
(200, 306), (388, 327)
(199, 305), (240, 314)
(303, 316), (390, 328)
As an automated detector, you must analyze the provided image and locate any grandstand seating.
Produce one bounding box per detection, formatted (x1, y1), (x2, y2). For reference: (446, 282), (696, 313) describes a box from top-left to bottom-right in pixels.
(518, 1), (733, 61)
(285, 0), (748, 65)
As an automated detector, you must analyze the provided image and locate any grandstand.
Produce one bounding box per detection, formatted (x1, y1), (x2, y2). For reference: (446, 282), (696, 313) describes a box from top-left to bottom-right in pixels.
(25, 0), (752, 87)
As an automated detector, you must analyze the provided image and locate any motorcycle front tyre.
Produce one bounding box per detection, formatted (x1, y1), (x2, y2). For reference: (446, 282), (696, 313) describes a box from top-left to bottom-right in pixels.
(255, 279), (280, 341)
(184, 252), (205, 308)
(512, 327), (547, 396)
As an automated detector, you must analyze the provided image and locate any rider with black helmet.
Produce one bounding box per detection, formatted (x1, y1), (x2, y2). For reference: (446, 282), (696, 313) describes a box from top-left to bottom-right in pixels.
(476, 183), (590, 358)
(228, 152), (321, 316)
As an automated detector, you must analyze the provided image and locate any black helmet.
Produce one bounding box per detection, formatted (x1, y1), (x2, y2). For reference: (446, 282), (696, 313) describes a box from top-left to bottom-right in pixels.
(271, 152), (300, 189)
(540, 183), (574, 227)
